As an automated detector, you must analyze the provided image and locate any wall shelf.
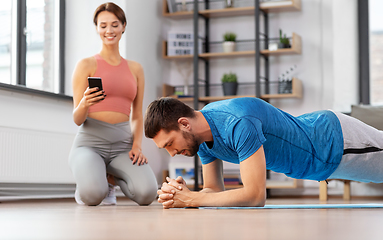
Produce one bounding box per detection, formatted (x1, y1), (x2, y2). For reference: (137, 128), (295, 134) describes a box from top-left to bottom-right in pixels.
(199, 95), (256, 102)
(199, 51), (256, 59)
(199, 6), (257, 18)
(162, 0), (303, 191)
(162, 0), (193, 19)
(260, 32), (302, 55)
(162, 32), (301, 59)
(162, 0), (301, 19)
(163, 83), (254, 102)
(163, 80), (303, 102)
(260, 0), (301, 13)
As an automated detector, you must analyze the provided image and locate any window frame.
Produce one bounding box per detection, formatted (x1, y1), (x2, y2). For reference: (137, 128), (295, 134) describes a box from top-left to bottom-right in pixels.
(358, 0), (370, 105)
(0, 0), (71, 101)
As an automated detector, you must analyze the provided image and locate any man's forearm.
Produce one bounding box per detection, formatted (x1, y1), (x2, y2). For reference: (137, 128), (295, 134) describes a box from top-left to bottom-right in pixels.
(199, 186), (223, 194)
(189, 187), (266, 207)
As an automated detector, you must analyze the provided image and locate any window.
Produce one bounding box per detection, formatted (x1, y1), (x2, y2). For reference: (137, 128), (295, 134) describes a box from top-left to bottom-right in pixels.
(369, 0), (383, 105)
(0, 2), (12, 84)
(0, 0), (65, 95)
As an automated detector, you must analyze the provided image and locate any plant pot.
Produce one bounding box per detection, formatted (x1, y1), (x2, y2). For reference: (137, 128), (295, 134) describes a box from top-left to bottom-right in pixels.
(278, 43), (291, 49)
(222, 82), (238, 96)
(223, 41), (235, 53)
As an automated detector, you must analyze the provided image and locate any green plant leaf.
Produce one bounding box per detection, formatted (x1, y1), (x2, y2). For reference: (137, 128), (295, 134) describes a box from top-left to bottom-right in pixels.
(221, 72), (238, 83)
(223, 32), (237, 42)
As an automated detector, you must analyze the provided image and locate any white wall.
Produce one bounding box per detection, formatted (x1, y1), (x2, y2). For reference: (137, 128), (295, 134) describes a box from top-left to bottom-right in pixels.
(0, 90), (75, 133)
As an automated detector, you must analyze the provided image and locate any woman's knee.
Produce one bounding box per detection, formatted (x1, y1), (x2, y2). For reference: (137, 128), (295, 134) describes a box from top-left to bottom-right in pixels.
(79, 185), (108, 206)
(133, 186), (158, 206)
(123, 178), (158, 206)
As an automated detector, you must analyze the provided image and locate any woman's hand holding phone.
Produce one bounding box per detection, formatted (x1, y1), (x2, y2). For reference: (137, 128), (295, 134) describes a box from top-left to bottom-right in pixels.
(85, 87), (105, 105)
(83, 77), (106, 106)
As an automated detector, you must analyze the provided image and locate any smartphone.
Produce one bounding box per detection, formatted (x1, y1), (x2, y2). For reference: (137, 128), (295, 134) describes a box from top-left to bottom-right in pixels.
(88, 77), (103, 91)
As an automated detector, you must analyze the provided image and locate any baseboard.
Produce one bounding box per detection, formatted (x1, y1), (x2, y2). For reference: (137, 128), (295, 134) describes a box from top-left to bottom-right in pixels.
(0, 183), (125, 202)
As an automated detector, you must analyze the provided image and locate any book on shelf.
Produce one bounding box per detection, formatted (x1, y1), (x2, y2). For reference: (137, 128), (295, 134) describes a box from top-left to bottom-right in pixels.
(224, 181), (241, 186)
(223, 173), (241, 186)
(174, 0), (204, 12)
(166, 0), (177, 13)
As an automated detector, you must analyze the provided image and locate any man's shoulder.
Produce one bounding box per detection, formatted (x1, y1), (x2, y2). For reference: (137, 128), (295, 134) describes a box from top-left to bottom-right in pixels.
(203, 97), (262, 111)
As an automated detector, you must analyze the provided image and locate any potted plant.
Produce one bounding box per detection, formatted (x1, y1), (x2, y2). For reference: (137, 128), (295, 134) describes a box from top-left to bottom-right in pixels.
(221, 72), (238, 96)
(222, 32), (236, 53)
(278, 29), (291, 49)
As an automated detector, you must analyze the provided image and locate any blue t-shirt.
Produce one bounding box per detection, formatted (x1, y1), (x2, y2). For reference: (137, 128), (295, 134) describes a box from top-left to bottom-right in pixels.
(198, 98), (344, 181)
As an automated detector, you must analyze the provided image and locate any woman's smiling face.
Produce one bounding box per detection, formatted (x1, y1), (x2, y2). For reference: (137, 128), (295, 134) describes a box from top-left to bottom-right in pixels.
(96, 11), (125, 45)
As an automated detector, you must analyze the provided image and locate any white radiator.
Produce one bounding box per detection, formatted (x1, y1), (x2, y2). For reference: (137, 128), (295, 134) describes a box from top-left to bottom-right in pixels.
(0, 126), (76, 200)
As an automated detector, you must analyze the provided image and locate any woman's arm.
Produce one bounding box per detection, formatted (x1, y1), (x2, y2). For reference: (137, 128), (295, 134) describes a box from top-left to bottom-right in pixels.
(129, 61), (146, 165)
(72, 57), (103, 126)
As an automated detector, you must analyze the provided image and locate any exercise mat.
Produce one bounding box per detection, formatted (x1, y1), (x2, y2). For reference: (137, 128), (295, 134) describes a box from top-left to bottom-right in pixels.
(199, 204), (383, 209)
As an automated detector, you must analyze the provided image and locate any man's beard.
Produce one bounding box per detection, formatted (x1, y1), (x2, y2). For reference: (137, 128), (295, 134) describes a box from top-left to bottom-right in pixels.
(182, 131), (200, 157)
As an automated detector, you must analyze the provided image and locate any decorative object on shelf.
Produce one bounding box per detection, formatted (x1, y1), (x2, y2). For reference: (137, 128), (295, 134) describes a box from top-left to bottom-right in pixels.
(180, 0), (187, 11)
(278, 65), (297, 94)
(278, 29), (291, 49)
(167, 31), (202, 56)
(168, 158), (195, 185)
(221, 72), (238, 96)
(268, 42), (278, 51)
(166, 0), (177, 13)
(174, 60), (193, 96)
(222, 32), (237, 53)
(174, 90), (184, 95)
(173, 0), (203, 12)
(224, 0), (234, 8)
(278, 74), (290, 94)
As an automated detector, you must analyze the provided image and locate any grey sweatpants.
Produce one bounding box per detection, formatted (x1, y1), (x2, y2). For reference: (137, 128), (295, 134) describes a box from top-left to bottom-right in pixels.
(68, 118), (158, 206)
(328, 112), (383, 183)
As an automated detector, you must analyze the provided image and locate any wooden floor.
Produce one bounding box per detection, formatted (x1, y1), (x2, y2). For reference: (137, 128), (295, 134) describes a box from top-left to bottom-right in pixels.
(1, 197), (383, 240)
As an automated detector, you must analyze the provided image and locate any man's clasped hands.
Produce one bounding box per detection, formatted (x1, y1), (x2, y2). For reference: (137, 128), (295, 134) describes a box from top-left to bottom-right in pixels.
(157, 176), (195, 209)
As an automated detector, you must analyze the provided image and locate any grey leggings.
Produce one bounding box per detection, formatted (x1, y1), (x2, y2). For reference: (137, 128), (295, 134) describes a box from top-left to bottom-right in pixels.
(328, 112), (383, 183)
(68, 117), (158, 206)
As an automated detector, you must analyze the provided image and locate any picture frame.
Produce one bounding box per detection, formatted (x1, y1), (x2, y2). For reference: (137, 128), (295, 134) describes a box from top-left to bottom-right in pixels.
(168, 161), (195, 185)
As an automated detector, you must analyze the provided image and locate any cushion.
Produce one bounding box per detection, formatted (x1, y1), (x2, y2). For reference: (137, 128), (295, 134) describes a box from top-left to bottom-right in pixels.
(351, 105), (383, 130)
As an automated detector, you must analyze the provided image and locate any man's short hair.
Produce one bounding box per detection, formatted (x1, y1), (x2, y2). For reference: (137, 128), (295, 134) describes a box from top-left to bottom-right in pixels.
(144, 97), (196, 138)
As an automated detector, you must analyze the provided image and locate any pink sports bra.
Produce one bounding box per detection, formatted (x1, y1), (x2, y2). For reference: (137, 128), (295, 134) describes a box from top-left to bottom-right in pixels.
(88, 54), (137, 116)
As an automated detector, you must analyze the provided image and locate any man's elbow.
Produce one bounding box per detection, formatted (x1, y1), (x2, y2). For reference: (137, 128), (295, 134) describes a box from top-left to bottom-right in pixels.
(248, 196), (266, 207)
(255, 197), (266, 207)
(247, 191), (266, 207)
